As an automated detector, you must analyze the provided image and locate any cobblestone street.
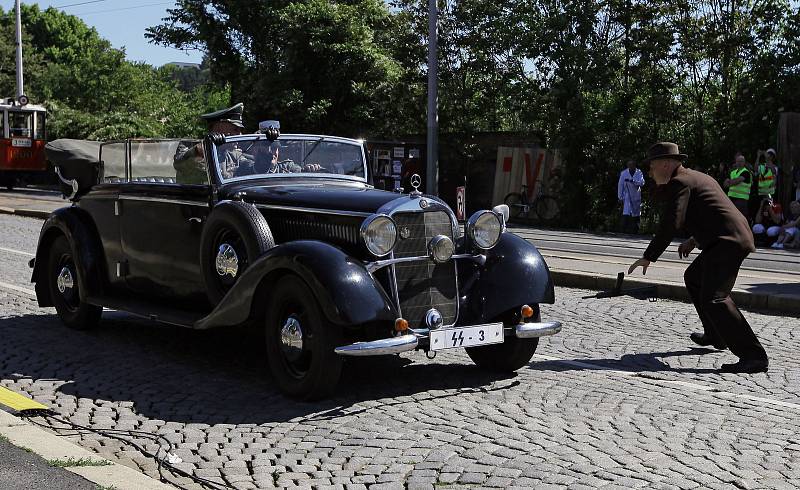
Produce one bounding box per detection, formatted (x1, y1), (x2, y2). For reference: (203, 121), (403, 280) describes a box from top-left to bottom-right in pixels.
(1, 214), (798, 489)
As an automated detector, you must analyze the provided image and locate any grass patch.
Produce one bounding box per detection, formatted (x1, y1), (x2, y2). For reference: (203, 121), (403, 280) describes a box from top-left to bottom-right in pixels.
(0, 433), (9, 443)
(47, 457), (113, 468)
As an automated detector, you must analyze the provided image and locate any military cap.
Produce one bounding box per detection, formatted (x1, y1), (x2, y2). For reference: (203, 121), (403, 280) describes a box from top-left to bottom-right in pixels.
(201, 102), (244, 128)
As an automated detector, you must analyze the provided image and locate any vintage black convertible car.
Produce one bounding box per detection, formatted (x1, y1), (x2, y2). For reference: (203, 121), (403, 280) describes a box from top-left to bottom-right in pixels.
(30, 130), (561, 399)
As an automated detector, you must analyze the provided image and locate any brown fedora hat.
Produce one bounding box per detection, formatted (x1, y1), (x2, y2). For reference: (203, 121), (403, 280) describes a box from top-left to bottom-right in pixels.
(643, 142), (687, 163)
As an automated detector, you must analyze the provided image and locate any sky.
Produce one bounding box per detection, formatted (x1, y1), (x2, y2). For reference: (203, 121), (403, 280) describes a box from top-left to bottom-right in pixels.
(1, 0), (203, 66)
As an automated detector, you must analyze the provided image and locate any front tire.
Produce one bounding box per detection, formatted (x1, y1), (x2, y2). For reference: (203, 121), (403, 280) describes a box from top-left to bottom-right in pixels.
(264, 275), (343, 400)
(503, 192), (524, 220)
(466, 311), (540, 372)
(47, 235), (102, 330)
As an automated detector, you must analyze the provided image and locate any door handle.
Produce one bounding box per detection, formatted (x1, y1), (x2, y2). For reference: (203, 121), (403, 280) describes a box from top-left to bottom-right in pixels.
(188, 217), (203, 223)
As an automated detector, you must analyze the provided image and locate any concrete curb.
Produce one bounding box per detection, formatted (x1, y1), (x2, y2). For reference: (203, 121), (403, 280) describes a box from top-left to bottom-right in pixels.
(0, 409), (175, 489)
(551, 269), (800, 316)
(0, 206), (51, 220)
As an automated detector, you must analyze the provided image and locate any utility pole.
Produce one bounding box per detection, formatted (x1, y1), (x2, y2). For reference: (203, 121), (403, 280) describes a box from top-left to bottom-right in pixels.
(15, 0), (25, 101)
(426, 0), (438, 196)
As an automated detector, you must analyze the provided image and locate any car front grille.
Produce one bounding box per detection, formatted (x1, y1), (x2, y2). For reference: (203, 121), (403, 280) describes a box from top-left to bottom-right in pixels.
(392, 210), (458, 328)
(268, 214), (361, 248)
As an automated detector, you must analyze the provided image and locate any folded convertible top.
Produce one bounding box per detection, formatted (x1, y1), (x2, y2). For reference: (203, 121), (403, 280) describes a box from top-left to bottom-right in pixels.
(45, 139), (102, 199)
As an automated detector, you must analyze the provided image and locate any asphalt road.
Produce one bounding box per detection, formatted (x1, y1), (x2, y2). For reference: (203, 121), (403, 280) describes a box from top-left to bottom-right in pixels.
(1, 213), (799, 489)
(0, 436), (96, 489)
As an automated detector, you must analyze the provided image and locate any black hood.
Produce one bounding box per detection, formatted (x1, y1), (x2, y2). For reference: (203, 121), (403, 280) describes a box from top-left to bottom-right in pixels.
(220, 179), (403, 214)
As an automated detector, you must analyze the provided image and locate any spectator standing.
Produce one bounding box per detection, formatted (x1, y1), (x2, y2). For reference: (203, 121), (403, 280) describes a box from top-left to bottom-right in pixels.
(752, 197), (783, 246)
(772, 201), (800, 249)
(618, 159), (645, 233)
(756, 149), (779, 199)
(723, 154), (752, 219)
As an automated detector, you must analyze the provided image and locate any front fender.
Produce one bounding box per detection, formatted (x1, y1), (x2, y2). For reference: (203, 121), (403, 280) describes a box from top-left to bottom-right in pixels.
(460, 232), (555, 324)
(30, 206), (106, 306)
(195, 240), (398, 329)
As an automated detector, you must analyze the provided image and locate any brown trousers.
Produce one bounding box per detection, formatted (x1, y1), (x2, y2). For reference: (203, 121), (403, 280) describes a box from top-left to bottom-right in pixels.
(683, 241), (768, 361)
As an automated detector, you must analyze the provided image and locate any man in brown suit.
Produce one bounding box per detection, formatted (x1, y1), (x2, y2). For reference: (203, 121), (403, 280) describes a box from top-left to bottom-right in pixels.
(628, 142), (768, 373)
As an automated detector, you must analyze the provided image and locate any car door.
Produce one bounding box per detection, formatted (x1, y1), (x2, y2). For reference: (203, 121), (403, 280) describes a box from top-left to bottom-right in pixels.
(117, 140), (211, 305)
(72, 141), (127, 295)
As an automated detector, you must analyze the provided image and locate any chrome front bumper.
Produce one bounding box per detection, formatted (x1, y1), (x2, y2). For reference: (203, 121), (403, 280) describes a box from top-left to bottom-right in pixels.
(515, 321), (562, 338)
(334, 320), (562, 357)
(334, 334), (418, 356)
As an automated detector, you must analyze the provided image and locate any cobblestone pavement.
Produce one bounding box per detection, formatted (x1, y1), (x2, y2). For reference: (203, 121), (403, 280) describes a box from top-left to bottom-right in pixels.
(1, 214), (799, 489)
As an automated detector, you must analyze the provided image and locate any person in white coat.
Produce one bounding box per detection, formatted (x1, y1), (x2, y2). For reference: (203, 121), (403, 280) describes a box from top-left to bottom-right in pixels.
(618, 159), (646, 233)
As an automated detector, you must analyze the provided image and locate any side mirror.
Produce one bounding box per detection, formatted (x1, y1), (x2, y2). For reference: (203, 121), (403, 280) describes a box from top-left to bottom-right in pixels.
(493, 204), (509, 222)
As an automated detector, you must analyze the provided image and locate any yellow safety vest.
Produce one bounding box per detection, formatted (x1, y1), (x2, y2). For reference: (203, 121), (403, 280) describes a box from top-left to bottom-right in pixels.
(727, 168), (751, 200)
(758, 164), (776, 196)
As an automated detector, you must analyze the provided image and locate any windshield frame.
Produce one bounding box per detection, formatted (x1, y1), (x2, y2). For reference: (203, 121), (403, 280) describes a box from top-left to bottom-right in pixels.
(211, 134), (369, 185)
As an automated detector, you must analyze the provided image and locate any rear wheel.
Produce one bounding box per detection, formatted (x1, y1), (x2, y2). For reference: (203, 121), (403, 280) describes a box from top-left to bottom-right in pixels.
(264, 275), (343, 400)
(47, 235), (102, 330)
(534, 195), (559, 223)
(503, 192), (525, 220)
(466, 309), (540, 372)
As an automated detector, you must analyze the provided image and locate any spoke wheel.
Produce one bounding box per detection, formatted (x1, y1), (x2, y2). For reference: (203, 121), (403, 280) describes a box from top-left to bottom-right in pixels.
(264, 275), (342, 400)
(503, 192), (525, 220)
(535, 195), (560, 223)
(47, 236), (101, 330)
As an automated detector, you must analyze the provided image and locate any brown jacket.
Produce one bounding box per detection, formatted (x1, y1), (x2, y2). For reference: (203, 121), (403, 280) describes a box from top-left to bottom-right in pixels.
(644, 167), (755, 262)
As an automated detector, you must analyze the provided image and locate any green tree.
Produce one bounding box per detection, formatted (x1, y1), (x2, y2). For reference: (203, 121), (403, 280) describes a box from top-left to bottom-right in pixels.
(147, 0), (402, 136)
(0, 4), (228, 140)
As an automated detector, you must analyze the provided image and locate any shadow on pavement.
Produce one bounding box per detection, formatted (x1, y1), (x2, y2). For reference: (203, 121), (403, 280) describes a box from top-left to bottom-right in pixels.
(743, 283), (800, 296)
(528, 347), (723, 374)
(0, 312), (516, 425)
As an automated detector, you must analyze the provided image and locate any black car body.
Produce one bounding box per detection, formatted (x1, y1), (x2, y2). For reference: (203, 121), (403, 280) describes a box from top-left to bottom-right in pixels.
(30, 133), (561, 399)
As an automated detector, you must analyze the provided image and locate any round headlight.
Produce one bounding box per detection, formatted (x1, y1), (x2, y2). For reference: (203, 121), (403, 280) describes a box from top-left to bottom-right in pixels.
(361, 215), (397, 257)
(467, 211), (502, 249)
(428, 235), (455, 263)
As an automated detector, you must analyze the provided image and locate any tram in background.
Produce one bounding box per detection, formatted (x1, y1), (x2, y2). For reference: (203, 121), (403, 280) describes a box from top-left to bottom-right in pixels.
(0, 99), (47, 190)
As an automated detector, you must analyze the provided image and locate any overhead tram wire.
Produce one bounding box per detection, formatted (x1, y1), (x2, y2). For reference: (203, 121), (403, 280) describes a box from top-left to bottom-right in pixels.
(54, 0), (108, 8)
(72, 2), (174, 15)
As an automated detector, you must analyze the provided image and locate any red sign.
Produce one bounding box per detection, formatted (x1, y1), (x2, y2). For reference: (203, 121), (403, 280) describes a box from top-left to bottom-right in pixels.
(456, 186), (466, 220)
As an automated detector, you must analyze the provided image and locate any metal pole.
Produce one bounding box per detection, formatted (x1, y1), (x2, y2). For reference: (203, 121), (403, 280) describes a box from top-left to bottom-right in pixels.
(15, 0), (24, 100)
(426, 0), (438, 196)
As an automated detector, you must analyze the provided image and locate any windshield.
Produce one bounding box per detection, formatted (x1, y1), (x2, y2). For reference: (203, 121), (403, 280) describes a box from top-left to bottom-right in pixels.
(214, 136), (366, 182)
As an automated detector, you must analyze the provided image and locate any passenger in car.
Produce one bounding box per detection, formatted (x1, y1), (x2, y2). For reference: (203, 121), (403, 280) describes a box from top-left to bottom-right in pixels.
(174, 103), (246, 184)
(253, 142), (323, 174)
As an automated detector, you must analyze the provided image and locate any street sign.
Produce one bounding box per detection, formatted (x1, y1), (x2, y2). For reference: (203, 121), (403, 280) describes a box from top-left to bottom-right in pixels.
(456, 186), (465, 220)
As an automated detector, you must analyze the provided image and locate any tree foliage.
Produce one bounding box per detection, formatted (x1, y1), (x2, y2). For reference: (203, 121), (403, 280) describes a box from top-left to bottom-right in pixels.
(147, 0), (404, 136)
(0, 5), (228, 140)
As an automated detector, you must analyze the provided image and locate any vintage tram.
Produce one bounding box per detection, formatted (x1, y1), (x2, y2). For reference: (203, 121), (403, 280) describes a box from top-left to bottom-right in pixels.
(0, 99), (47, 189)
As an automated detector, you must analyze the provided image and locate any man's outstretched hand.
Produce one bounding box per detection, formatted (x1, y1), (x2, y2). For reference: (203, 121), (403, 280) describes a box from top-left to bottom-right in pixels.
(677, 237), (696, 258)
(628, 258), (651, 275)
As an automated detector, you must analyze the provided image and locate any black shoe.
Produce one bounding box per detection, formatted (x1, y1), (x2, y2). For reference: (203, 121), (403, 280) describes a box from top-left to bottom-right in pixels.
(690, 332), (727, 350)
(720, 359), (769, 373)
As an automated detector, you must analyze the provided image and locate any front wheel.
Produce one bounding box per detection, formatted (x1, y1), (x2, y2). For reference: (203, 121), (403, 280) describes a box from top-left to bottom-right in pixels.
(264, 275), (343, 400)
(47, 235), (102, 330)
(503, 192), (525, 220)
(466, 311), (540, 372)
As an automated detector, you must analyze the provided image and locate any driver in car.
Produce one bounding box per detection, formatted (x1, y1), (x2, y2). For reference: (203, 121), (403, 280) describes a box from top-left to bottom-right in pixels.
(255, 143), (324, 174)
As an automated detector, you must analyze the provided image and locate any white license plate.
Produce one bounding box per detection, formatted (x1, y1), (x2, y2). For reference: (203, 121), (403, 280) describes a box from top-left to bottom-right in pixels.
(12, 138), (31, 148)
(429, 323), (504, 351)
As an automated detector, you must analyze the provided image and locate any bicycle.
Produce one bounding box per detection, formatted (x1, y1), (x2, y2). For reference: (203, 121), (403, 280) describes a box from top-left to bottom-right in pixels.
(503, 184), (560, 223)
